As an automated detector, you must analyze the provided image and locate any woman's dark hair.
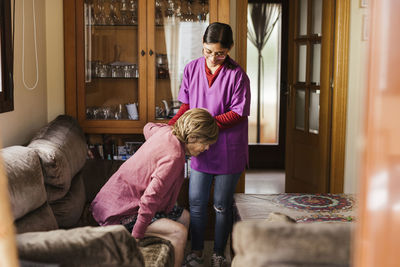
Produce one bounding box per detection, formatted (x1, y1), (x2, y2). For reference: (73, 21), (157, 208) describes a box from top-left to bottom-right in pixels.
(203, 22), (234, 49)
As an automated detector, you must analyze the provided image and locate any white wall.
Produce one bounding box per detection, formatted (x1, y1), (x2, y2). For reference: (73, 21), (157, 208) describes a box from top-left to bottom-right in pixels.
(0, 0), (64, 147)
(0, 0), (48, 147)
(45, 0), (64, 122)
(343, 2), (369, 193)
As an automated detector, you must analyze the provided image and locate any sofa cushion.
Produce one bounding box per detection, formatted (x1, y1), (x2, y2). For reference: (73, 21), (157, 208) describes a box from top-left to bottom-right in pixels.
(1, 146), (47, 220)
(15, 203), (58, 234)
(28, 115), (87, 201)
(50, 173), (86, 228)
(17, 225), (145, 267)
(232, 221), (353, 267)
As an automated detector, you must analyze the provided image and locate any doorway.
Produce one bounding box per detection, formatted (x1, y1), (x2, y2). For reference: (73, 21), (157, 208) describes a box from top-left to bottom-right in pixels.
(244, 0), (348, 193)
(247, 0), (288, 170)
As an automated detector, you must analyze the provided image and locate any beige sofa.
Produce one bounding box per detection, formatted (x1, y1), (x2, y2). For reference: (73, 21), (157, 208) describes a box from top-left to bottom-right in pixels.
(2, 115), (174, 267)
(231, 219), (353, 267)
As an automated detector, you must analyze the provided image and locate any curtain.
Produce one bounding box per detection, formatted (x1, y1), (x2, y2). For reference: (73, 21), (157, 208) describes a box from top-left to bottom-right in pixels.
(164, 18), (208, 101)
(248, 3), (280, 143)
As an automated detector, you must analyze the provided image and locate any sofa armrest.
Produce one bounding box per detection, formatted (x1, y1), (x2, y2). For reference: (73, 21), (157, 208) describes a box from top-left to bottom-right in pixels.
(17, 225), (144, 267)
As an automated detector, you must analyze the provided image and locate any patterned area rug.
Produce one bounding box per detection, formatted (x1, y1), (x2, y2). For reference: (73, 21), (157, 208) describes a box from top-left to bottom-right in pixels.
(234, 193), (356, 223)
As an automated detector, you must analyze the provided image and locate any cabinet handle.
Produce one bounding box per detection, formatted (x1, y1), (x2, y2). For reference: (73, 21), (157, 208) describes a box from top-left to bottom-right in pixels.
(149, 49), (154, 56)
(141, 50), (145, 56)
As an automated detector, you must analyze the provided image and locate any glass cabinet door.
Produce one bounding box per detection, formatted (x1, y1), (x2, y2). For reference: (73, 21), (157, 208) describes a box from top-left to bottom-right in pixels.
(83, 0), (143, 124)
(148, 0), (209, 121)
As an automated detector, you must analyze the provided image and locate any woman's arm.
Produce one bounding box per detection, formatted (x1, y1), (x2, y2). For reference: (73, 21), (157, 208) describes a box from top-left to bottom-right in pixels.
(215, 110), (246, 130)
(131, 155), (183, 239)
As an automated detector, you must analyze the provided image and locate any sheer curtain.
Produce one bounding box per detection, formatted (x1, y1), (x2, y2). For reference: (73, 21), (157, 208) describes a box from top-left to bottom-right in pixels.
(164, 18), (208, 101)
(248, 3), (280, 143)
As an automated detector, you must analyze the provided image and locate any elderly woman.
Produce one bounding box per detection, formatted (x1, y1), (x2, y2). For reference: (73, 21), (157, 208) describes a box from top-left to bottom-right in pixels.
(91, 108), (219, 267)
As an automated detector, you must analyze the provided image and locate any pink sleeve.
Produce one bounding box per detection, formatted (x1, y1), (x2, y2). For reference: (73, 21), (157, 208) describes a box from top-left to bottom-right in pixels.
(131, 155), (183, 239)
(143, 123), (169, 140)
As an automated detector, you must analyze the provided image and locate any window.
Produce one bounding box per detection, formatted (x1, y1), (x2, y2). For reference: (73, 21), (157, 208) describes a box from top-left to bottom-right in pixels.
(0, 0), (14, 113)
(247, 2), (282, 144)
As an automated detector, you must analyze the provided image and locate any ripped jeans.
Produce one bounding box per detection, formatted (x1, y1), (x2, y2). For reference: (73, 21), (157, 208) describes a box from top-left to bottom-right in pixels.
(188, 168), (241, 254)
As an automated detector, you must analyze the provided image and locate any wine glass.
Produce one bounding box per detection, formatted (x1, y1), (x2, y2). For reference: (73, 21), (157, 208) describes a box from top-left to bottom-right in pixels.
(165, 0), (175, 18)
(94, 0), (106, 25)
(197, 0), (208, 22)
(129, 0), (138, 25)
(106, 0), (120, 25)
(182, 0), (196, 22)
(120, 0), (129, 25)
(155, 0), (163, 26)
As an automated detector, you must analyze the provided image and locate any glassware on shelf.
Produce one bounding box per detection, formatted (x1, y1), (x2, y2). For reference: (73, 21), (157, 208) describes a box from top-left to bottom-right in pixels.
(174, 0), (183, 19)
(155, 0), (163, 26)
(94, 0), (106, 25)
(182, 0), (196, 22)
(165, 0), (175, 18)
(120, 0), (129, 25)
(156, 54), (169, 79)
(107, 0), (120, 25)
(197, 0), (208, 22)
(111, 65), (123, 78)
(98, 64), (111, 78)
(126, 103), (139, 120)
(129, 0), (138, 25)
(123, 65), (132, 78)
(122, 64), (138, 78)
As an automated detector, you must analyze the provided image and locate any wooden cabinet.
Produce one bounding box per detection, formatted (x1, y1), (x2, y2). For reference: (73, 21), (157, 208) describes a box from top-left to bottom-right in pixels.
(64, 0), (233, 134)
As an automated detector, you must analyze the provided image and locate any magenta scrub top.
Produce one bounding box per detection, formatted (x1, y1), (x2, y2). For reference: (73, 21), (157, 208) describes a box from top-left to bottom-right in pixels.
(178, 56), (251, 174)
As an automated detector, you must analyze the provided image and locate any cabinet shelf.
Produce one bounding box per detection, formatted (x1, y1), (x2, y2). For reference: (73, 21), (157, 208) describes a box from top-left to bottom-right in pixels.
(86, 24), (138, 29)
(91, 76), (139, 80)
(65, 0), (220, 134)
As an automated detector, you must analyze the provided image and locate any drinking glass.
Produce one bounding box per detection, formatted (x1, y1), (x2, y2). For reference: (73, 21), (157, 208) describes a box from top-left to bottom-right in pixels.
(197, 0), (208, 22)
(129, 0), (138, 25)
(120, 0), (129, 25)
(107, 0), (120, 25)
(182, 0), (196, 21)
(165, 0), (175, 18)
(155, 0), (163, 26)
(94, 0), (106, 25)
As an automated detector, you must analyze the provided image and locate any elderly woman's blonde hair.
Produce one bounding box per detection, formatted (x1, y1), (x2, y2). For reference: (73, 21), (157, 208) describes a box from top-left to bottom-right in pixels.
(172, 108), (219, 144)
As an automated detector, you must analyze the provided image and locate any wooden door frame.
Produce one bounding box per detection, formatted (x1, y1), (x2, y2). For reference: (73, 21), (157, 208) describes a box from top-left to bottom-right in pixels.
(330, 0), (350, 193)
(235, 0), (350, 193)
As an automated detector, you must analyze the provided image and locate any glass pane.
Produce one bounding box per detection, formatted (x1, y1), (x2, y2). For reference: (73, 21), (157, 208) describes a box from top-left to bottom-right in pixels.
(247, 4), (282, 144)
(295, 89), (306, 131)
(312, 43), (321, 85)
(309, 90), (320, 134)
(312, 0), (323, 36)
(299, 0), (308, 36)
(155, 0), (209, 119)
(84, 0), (139, 121)
(298, 45), (307, 82)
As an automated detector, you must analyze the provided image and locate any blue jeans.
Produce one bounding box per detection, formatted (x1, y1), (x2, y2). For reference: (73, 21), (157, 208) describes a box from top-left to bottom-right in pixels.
(189, 168), (241, 254)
